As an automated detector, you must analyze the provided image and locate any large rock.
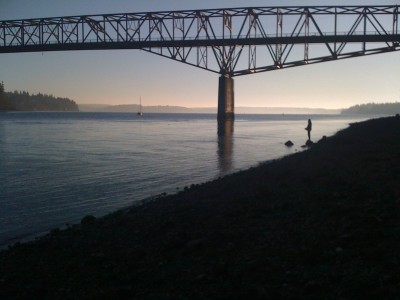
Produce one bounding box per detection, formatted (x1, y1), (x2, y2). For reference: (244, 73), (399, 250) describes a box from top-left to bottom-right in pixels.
(305, 140), (314, 147)
(285, 140), (294, 147)
(301, 140), (314, 148)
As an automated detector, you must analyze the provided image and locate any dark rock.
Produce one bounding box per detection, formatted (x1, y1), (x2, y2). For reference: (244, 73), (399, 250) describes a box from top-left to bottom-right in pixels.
(305, 140), (314, 147)
(285, 140), (294, 147)
(318, 136), (327, 144)
(301, 140), (314, 148)
(81, 215), (96, 225)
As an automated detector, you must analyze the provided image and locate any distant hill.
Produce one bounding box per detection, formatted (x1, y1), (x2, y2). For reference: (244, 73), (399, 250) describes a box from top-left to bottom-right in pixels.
(78, 104), (112, 112)
(78, 104), (340, 114)
(236, 107), (340, 115)
(78, 104), (193, 113)
(341, 102), (400, 115)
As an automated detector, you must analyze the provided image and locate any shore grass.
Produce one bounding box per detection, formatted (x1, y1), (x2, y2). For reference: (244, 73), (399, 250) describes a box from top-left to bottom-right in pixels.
(1, 116), (400, 299)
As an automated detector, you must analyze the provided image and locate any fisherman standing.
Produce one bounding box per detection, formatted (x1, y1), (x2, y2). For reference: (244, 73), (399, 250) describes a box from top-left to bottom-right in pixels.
(305, 119), (312, 141)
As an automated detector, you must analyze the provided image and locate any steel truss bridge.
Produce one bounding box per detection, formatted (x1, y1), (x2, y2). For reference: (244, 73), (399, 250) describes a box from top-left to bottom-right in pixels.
(1, 5), (399, 119)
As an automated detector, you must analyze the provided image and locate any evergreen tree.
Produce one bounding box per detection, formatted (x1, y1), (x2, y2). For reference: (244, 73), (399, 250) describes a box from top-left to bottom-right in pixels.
(3, 89), (79, 111)
(0, 83), (79, 111)
(341, 102), (400, 115)
(0, 81), (7, 110)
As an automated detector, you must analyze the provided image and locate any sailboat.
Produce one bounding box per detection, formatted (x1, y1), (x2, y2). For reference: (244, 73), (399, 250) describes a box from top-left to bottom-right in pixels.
(137, 96), (143, 116)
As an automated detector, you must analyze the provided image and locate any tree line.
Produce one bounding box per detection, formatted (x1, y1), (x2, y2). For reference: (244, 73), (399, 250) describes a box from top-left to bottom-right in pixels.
(0, 82), (79, 112)
(341, 102), (400, 115)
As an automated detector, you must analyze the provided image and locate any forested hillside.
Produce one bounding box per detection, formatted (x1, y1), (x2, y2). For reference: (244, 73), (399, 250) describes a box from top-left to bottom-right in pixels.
(341, 102), (400, 115)
(0, 82), (79, 112)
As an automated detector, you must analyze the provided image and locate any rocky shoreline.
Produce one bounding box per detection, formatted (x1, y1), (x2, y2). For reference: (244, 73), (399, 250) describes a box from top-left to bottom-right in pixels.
(1, 116), (400, 299)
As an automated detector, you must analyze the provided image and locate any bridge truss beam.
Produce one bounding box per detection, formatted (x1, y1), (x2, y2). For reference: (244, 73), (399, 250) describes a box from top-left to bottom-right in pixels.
(1, 6), (399, 77)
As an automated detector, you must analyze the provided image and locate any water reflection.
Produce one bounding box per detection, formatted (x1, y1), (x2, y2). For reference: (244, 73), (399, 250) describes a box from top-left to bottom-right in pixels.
(0, 121), (5, 160)
(217, 118), (234, 174)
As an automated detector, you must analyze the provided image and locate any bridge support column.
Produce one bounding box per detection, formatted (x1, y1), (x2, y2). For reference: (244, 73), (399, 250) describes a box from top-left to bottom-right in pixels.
(218, 76), (234, 120)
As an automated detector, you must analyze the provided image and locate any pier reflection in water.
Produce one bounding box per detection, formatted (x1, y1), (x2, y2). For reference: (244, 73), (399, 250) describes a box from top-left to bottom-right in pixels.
(217, 118), (234, 174)
(0, 123), (5, 166)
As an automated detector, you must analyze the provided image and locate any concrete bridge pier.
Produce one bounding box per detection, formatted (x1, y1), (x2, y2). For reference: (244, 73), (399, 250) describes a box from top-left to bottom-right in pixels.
(218, 76), (234, 120)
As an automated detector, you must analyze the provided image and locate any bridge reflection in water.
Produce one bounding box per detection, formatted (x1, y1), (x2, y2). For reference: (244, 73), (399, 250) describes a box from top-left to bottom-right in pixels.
(217, 118), (234, 174)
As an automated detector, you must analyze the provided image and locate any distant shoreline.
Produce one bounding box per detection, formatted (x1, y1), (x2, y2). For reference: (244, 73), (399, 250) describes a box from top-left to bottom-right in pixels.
(78, 101), (400, 115)
(78, 103), (341, 114)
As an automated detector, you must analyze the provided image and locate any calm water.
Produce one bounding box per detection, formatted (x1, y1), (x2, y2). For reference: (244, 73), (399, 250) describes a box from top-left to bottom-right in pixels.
(0, 112), (371, 247)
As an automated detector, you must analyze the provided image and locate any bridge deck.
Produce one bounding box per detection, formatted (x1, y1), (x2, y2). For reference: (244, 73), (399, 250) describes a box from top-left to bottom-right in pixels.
(1, 5), (399, 76)
(1, 35), (399, 53)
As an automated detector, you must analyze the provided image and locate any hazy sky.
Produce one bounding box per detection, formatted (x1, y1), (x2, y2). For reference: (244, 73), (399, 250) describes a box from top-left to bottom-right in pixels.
(0, 0), (399, 109)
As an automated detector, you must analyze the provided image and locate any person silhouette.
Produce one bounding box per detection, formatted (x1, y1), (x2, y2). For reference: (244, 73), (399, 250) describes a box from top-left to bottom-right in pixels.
(305, 119), (312, 141)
